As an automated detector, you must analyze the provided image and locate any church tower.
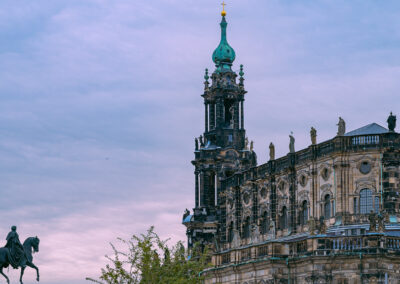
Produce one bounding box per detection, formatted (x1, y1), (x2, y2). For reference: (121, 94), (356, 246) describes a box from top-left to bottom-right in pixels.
(183, 7), (257, 250)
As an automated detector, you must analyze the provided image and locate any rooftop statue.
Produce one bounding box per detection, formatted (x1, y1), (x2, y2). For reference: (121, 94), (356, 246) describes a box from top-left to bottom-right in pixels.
(195, 138), (199, 151)
(387, 112), (396, 132)
(0, 226), (40, 284)
(244, 137), (249, 150)
(310, 127), (317, 145)
(269, 142), (275, 161)
(250, 141), (254, 152)
(337, 117), (346, 136)
(289, 132), (295, 153)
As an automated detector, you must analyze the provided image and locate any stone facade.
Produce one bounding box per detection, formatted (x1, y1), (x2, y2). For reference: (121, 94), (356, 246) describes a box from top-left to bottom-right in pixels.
(183, 11), (400, 284)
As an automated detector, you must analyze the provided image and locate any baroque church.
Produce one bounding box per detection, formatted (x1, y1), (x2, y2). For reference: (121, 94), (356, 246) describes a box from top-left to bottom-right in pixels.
(182, 6), (400, 284)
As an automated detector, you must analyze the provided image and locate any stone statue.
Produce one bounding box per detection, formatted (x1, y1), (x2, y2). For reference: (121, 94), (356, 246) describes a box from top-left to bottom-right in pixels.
(378, 213), (385, 232)
(387, 112), (396, 132)
(250, 141), (254, 152)
(289, 132), (295, 153)
(0, 226), (40, 284)
(337, 117), (346, 136)
(245, 137), (249, 150)
(269, 142), (275, 160)
(195, 138), (199, 151)
(199, 135), (204, 147)
(182, 209), (190, 221)
(368, 212), (377, 232)
(229, 105), (235, 128)
(319, 218), (327, 234)
(310, 127), (317, 145)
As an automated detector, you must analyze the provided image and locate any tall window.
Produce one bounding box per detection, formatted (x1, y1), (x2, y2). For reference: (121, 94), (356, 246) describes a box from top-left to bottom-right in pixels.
(324, 195), (331, 219)
(280, 207), (288, 229)
(301, 200), (308, 225)
(374, 196), (380, 213)
(261, 211), (269, 234)
(360, 189), (373, 214)
(243, 217), (250, 238)
(228, 222), (234, 242)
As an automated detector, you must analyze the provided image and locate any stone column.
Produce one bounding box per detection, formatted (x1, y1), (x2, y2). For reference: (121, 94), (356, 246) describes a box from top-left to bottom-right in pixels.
(195, 171), (199, 208)
(205, 103), (209, 132)
(234, 101), (239, 129)
(240, 101), (244, 129)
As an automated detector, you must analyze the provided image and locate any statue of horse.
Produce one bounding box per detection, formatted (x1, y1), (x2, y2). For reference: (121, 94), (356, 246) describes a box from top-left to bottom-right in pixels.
(0, 236), (40, 284)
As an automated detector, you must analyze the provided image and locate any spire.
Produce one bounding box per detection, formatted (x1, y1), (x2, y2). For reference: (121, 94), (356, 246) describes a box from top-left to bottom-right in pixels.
(212, 4), (236, 72)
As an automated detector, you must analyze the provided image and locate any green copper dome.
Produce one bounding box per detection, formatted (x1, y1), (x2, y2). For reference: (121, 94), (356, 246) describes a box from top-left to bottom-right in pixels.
(212, 16), (236, 72)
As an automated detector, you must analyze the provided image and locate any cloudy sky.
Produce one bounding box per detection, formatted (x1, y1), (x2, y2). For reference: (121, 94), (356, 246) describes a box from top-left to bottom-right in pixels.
(1, 0), (400, 283)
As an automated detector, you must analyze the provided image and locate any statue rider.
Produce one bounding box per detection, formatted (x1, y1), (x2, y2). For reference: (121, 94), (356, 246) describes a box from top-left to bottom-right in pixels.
(5, 226), (25, 269)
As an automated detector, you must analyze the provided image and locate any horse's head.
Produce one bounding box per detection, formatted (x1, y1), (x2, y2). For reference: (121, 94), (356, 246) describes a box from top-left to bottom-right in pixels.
(33, 236), (40, 253)
(24, 236), (40, 253)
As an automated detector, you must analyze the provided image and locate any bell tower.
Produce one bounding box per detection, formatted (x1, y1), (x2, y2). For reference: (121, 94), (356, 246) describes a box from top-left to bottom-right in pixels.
(183, 7), (257, 250)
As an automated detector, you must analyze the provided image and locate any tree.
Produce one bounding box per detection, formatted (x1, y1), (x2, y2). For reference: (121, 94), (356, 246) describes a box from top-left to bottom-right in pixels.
(86, 226), (210, 284)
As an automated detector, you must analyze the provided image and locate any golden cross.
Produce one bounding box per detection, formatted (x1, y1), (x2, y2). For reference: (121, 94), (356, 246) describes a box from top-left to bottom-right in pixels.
(221, 1), (226, 11)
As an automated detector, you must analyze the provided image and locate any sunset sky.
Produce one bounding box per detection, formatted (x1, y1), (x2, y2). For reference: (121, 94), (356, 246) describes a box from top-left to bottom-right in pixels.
(1, 0), (400, 283)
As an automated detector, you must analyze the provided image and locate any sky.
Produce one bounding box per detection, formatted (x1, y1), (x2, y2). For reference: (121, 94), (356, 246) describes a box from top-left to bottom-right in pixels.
(1, 0), (400, 283)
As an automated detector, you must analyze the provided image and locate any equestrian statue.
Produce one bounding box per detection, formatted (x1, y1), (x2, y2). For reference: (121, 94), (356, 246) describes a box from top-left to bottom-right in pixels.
(0, 226), (40, 284)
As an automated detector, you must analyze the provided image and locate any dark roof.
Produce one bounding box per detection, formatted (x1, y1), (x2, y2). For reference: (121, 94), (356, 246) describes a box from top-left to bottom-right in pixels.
(344, 123), (388, 136)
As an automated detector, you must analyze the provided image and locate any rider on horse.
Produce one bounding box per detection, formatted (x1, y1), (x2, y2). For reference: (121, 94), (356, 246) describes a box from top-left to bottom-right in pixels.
(5, 226), (25, 269)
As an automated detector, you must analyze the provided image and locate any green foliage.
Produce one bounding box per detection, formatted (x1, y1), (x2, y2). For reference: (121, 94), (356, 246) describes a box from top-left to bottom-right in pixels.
(86, 226), (210, 284)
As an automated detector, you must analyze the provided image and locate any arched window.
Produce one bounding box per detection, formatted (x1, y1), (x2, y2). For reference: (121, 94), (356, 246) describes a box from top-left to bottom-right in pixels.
(280, 207), (288, 229)
(243, 217), (250, 238)
(301, 200), (308, 225)
(261, 211), (269, 234)
(228, 222), (234, 242)
(324, 195), (331, 219)
(360, 189), (373, 214)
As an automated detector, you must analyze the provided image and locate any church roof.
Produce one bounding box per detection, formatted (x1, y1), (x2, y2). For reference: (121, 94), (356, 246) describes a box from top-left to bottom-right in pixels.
(344, 123), (388, 136)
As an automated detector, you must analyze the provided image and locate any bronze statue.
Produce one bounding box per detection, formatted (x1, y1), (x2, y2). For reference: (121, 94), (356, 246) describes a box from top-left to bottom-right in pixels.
(289, 132), (295, 153)
(387, 112), (396, 132)
(269, 142), (275, 160)
(337, 117), (346, 136)
(0, 226), (40, 284)
(310, 127), (317, 145)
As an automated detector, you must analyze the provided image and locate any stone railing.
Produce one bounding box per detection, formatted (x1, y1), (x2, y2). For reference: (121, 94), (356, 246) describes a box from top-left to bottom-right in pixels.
(221, 133), (400, 191)
(213, 234), (400, 267)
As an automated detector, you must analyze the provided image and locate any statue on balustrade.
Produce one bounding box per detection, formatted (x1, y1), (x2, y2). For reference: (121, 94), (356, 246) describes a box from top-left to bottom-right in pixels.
(269, 142), (275, 160)
(199, 135), (204, 147)
(310, 127), (317, 145)
(368, 212), (377, 232)
(387, 112), (396, 132)
(337, 117), (346, 136)
(289, 132), (295, 153)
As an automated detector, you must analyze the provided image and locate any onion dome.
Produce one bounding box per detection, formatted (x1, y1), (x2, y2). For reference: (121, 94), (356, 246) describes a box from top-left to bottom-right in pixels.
(212, 13), (236, 72)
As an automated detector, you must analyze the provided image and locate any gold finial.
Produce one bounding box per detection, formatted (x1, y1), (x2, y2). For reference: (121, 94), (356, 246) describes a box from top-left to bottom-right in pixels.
(221, 1), (227, 16)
